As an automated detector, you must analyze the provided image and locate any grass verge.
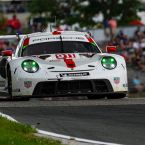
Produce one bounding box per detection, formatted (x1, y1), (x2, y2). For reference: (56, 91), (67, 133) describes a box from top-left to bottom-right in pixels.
(128, 92), (145, 98)
(0, 116), (63, 145)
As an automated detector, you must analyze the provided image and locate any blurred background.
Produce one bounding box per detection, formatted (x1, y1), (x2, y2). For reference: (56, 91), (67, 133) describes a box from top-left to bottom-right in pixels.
(0, 0), (145, 96)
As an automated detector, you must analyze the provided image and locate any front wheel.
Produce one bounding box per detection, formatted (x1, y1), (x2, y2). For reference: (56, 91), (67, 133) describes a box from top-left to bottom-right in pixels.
(7, 68), (12, 98)
(107, 93), (126, 99)
(0, 58), (7, 79)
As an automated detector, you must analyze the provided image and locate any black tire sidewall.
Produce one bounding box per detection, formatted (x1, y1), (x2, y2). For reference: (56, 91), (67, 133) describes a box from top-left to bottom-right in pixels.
(7, 68), (12, 98)
(107, 93), (126, 99)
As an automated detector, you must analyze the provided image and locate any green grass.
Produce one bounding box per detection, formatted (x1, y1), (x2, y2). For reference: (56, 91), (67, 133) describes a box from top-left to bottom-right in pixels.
(128, 92), (145, 98)
(0, 116), (62, 145)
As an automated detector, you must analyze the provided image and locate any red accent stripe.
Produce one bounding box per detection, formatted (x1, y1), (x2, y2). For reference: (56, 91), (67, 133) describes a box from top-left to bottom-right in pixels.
(87, 37), (94, 43)
(23, 38), (29, 46)
(64, 58), (76, 69)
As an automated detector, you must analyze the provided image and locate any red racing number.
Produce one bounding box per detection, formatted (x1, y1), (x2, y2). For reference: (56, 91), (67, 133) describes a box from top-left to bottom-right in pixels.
(56, 54), (76, 59)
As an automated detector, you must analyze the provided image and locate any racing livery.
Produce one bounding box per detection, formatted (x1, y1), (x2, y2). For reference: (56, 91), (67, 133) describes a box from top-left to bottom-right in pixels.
(0, 31), (128, 100)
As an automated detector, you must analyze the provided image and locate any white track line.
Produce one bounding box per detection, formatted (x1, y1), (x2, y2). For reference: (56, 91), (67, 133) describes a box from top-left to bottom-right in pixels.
(0, 112), (122, 145)
(0, 112), (17, 122)
(37, 129), (122, 145)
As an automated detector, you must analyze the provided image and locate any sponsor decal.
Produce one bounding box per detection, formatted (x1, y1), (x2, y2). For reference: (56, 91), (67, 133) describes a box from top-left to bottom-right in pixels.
(32, 37), (59, 42)
(114, 77), (120, 84)
(60, 72), (89, 77)
(32, 36), (85, 43)
(33, 37), (49, 42)
(24, 81), (32, 88)
(61, 36), (84, 40)
(48, 59), (61, 62)
(56, 54), (76, 59)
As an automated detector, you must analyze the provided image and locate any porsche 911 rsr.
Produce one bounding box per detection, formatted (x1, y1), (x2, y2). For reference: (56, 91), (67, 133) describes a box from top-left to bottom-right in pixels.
(0, 31), (128, 100)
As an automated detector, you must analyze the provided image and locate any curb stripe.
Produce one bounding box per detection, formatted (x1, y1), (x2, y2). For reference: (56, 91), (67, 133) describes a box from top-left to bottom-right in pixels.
(37, 129), (122, 145)
(0, 112), (122, 145)
(0, 112), (17, 122)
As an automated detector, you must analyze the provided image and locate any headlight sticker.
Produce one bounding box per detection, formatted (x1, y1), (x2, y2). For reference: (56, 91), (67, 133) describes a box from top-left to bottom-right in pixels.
(101, 56), (117, 69)
(24, 81), (32, 88)
(21, 59), (39, 73)
(114, 77), (120, 84)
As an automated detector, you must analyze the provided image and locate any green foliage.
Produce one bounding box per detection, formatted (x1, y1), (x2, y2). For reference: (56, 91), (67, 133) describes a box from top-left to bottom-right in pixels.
(27, 0), (144, 27)
(28, 0), (57, 15)
(0, 116), (62, 145)
(85, 0), (142, 25)
(119, 0), (141, 24)
(0, 13), (7, 34)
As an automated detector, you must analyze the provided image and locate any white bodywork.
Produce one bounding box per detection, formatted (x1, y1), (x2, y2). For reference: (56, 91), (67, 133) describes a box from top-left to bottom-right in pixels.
(0, 31), (128, 98)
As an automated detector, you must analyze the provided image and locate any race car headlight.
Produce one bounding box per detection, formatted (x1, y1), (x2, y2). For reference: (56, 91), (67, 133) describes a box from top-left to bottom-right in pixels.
(21, 60), (39, 73)
(101, 57), (117, 69)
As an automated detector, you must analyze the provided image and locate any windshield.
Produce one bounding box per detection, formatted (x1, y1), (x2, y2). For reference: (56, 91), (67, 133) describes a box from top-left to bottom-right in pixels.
(22, 41), (100, 56)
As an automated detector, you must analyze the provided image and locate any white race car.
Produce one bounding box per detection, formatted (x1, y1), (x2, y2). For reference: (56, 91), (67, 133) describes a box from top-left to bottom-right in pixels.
(0, 31), (128, 100)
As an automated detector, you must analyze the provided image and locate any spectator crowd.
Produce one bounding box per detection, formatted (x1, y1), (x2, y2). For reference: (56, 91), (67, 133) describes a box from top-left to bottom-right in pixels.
(0, 1), (27, 13)
(108, 27), (145, 72)
(107, 27), (145, 93)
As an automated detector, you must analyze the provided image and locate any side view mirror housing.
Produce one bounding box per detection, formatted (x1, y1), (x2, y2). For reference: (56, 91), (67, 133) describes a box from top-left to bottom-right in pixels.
(106, 46), (117, 53)
(2, 50), (13, 57)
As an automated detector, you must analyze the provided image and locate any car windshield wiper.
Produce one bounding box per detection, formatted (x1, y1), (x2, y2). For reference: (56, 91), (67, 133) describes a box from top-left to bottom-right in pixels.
(60, 35), (64, 53)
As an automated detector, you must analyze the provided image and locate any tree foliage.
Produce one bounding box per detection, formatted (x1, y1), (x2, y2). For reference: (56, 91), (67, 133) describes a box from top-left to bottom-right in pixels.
(28, 0), (57, 15)
(0, 13), (7, 33)
(28, 0), (143, 27)
(80, 0), (142, 25)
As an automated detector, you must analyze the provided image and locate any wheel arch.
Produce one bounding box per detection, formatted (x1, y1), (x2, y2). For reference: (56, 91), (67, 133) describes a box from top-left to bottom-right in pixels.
(6, 63), (11, 78)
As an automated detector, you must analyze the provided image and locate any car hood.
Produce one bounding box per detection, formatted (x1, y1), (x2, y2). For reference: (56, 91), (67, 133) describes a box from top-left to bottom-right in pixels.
(37, 53), (101, 68)
(11, 53), (124, 71)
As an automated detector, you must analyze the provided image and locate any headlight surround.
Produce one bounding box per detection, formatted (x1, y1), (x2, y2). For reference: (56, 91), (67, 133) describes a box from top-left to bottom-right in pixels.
(21, 59), (39, 73)
(101, 56), (117, 69)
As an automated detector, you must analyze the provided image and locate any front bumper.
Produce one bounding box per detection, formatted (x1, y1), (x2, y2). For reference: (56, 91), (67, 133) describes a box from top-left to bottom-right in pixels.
(32, 79), (113, 97)
(11, 64), (128, 97)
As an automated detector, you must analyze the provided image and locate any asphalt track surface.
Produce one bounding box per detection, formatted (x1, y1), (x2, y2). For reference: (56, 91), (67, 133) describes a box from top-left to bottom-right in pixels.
(0, 97), (145, 145)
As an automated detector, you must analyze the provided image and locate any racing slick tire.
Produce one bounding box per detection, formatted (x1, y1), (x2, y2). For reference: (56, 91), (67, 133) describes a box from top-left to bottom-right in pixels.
(0, 58), (7, 78)
(7, 68), (29, 101)
(106, 93), (126, 99)
(87, 95), (105, 100)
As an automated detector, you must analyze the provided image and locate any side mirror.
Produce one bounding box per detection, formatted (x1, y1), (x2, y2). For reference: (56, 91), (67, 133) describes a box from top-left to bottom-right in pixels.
(106, 46), (117, 53)
(2, 50), (13, 57)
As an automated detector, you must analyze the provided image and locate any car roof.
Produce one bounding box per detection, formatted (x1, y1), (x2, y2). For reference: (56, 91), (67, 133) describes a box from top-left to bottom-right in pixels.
(25, 31), (90, 38)
(0, 31), (90, 41)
